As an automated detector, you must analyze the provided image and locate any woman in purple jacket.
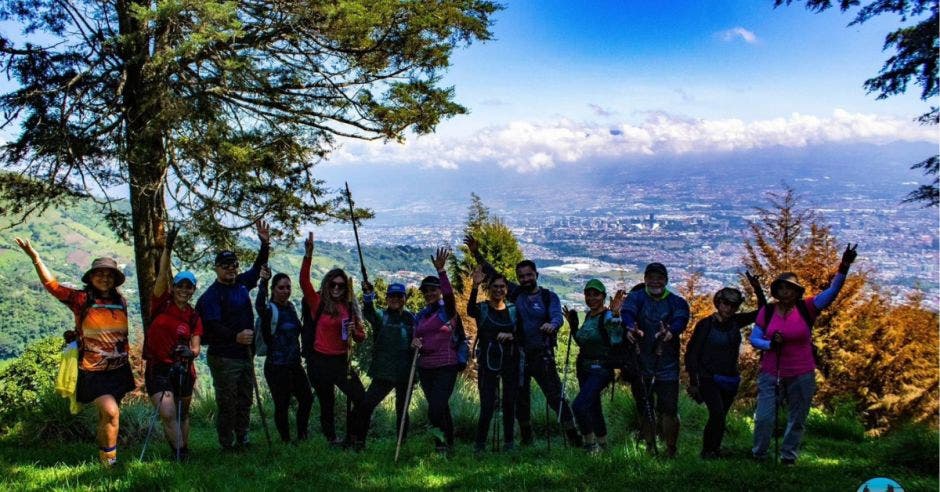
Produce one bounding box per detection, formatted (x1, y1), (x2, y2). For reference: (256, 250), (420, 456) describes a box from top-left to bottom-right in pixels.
(411, 248), (459, 453)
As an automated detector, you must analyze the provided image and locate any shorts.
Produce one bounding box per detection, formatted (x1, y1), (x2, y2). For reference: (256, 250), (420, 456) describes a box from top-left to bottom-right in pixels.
(145, 362), (195, 398)
(76, 364), (136, 404)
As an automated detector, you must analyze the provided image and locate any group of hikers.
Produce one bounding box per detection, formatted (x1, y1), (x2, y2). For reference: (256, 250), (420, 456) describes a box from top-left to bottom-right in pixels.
(13, 223), (858, 468)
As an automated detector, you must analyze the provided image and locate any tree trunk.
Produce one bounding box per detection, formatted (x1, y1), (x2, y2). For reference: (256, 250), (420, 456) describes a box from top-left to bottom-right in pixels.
(120, 0), (167, 329)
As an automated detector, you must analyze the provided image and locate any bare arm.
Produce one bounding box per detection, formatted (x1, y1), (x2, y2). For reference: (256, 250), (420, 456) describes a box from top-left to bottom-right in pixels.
(15, 238), (55, 285)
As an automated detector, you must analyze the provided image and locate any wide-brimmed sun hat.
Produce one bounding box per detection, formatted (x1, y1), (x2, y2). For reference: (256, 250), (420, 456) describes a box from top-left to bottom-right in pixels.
(81, 257), (126, 287)
(770, 272), (805, 299)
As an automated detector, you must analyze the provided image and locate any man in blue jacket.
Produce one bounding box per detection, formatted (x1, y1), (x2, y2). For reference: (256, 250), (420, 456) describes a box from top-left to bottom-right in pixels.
(196, 221), (270, 451)
(621, 262), (690, 457)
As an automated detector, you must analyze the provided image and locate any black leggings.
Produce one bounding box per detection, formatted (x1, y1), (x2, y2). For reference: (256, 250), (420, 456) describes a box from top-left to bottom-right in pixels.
(306, 353), (365, 442)
(699, 376), (738, 453)
(476, 355), (518, 445)
(352, 378), (411, 443)
(417, 365), (457, 447)
(263, 361), (313, 442)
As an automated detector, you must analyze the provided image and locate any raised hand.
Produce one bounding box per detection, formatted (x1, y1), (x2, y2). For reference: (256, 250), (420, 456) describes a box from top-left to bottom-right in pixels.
(841, 243), (858, 265)
(562, 305), (579, 331)
(609, 288), (627, 313)
(431, 247), (450, 272)
(362, 279), (374, 294)
(470, 265), (486, 287)
(256, 219), (271, 244)
(744, 270), (761, 290)
(304, 231), (314, 256)
(14, 237), (38, 260)
(463, 235), (479, 256)
(259, 265), (272, 282)
(165, 225), (180, 252)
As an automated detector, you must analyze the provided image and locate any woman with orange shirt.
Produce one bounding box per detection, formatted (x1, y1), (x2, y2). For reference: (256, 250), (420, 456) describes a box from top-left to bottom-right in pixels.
(15, 237), (134, 467)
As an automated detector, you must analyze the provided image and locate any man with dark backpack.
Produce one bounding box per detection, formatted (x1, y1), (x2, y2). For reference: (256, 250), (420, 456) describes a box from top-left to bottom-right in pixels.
(465, 236), (582, 446)
(196, 220), (270, 451)
(749, 244), (858, 465)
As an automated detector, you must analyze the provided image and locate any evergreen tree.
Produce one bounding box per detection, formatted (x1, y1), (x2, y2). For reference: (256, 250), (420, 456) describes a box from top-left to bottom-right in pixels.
(0, 0), (500, 325)
(775, 0), (938, 206)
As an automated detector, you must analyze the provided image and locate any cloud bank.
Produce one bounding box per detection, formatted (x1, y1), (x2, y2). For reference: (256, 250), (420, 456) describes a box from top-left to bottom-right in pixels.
(330, 110), (936, 173)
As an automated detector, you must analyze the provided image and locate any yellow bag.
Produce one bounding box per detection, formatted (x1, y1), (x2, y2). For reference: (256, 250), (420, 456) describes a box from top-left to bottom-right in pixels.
(55, 341), (81, 414)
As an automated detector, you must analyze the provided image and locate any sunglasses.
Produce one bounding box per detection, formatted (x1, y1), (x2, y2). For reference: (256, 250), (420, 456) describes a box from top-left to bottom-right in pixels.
(330, 281), (347, 291)
(218, 262), (239, 270)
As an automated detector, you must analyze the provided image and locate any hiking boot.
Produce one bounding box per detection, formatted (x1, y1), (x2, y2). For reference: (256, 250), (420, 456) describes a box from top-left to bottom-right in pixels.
(328, 437), (345, 448)
(435, 443), (450, 455)
(781, 457), (796, 466)
(474, 442), (486, 454)
(700, 449), (719, 460)
(520, 423), (534, 446)
(502, 442), (515, 452)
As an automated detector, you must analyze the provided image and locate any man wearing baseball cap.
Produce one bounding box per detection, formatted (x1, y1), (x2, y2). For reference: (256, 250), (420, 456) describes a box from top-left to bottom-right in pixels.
(621, 262), (690, 457)
(196, 220), (270, 451)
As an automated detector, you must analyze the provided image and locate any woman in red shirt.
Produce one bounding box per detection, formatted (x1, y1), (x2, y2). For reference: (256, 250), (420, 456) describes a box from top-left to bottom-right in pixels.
(144, 229), (202, 461)
(299, 232), (366, 446)
(15, 237), (134, 467)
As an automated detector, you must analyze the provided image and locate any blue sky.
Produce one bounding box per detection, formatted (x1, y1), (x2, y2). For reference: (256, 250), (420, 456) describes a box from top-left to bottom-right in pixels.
(326, 1), (935, 172)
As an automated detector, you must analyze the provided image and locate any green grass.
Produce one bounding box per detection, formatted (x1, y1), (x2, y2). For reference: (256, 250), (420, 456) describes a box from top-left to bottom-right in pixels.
(1, 377), (936, 491)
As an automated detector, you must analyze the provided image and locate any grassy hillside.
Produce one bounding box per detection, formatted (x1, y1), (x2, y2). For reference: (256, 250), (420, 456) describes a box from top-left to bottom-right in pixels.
(0, 375), (935, 491)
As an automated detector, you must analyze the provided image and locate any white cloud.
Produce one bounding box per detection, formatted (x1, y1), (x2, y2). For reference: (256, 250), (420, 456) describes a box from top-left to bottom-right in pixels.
(330, 110), (935, 173)
(719, 27), (758, 44)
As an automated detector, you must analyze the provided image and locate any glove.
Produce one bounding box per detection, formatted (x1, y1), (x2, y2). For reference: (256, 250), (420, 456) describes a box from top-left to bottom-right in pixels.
(174, 344), (195, 361)
(770, 332), (784, 352)
(839, 243), (858, 274)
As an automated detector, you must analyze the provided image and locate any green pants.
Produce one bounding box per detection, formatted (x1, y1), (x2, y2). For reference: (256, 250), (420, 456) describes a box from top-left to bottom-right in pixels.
(207, 355), (254, 448)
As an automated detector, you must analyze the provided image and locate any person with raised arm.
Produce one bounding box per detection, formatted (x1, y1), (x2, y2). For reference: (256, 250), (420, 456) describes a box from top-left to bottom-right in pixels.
(195, 220), (270, 451)
(467, 268), (524, 453)
(464, 236), (582, 446)
(256, 266), (313, 443)
(144, 227), (203, 461)
(15, 238), (134, 467)
(749, 245), (858, 465)
(684, 272), (766, 460)
(411, 248), (460, 454)
(298, 232), (366, 447)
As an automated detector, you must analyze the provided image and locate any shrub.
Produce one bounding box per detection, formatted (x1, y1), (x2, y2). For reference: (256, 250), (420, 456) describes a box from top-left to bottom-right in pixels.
(874, 422), (940, 475)
(806, 398), (866, 442)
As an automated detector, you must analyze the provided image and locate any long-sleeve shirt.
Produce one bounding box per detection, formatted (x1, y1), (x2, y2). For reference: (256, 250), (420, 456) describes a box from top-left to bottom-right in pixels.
(619, 288), (690, 381)
(684, 310), (757, 380)
(479, 261), (563, 351)
(414, 270), (458, 369)
(749, 272), (847, 378)
(196, 242), (268, 359)
(299, 255), (365, 356)
(362, 293), (414, 382)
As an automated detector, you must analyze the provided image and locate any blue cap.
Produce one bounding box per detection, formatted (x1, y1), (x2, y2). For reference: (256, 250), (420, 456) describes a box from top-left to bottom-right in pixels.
(386, 283), (407, 296)
(173, 271), (197, 287)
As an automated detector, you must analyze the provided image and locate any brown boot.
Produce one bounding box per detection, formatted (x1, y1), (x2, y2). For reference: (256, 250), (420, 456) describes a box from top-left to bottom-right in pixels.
(662, 415), (680, 458)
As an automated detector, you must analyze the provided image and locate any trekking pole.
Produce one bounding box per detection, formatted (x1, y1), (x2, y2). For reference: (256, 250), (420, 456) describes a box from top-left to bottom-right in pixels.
(557, 322), (574, 448)
(493, 373), (502, 452)
(542, 337), (552, 451)
(176, 362), (184, 462)
(345, 182), (368, 284)
(139, 390), (168, 461)
(248, 346), (273, 451)
(395, 348), (420, 462)
(774, 343), (783, 465)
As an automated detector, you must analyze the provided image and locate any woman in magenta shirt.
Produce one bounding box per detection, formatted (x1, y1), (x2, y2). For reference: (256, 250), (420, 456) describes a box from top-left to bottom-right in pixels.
(749, 244), (858, 465)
